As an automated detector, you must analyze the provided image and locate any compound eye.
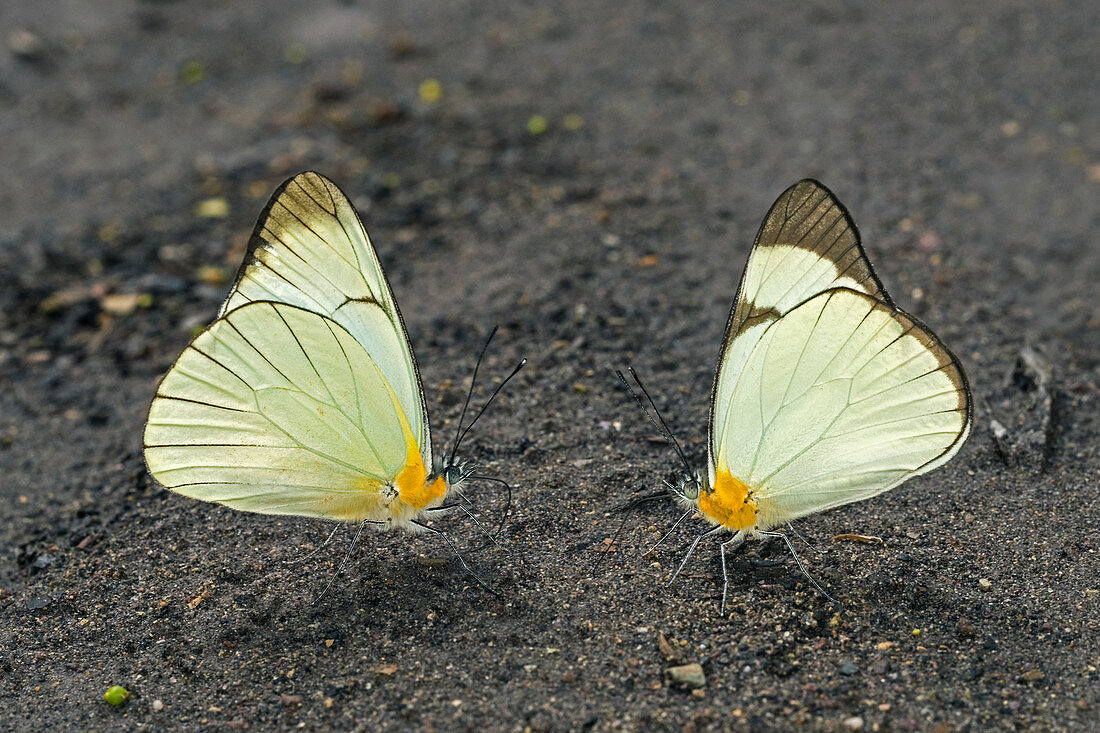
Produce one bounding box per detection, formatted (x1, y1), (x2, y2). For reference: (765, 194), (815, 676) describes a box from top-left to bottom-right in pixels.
(443, 459), (472, 486)
(681, 477), (700, 500)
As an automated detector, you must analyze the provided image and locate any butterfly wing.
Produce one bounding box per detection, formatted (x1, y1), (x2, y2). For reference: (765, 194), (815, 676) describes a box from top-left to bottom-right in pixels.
(220, 172), (430, 466)
(711, 286), (971, 530)
(144, 301), (419, 521)
(709, 180), (897, 484)
(709, 181), (971, 526)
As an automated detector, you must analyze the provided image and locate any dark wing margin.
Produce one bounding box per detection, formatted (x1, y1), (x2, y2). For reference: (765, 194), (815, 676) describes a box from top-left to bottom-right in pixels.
(218, 174), (300, 315)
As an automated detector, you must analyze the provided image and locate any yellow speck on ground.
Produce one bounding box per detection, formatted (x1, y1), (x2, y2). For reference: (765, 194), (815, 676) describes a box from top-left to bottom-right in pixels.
(563, 113), (584, 130)
(527, 115), (548, 135)
(196, 198), (230, 219)
(419, 79), (442, 103)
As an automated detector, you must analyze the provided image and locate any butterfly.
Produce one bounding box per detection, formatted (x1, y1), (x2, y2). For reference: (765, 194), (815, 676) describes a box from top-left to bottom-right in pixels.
(625, 179), (972, 608)
(144, 172), (520, 576)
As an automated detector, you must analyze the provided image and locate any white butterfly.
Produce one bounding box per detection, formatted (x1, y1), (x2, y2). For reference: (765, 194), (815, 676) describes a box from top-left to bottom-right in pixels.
(144, 172), (515, 559)
(632, 180), (972, 606)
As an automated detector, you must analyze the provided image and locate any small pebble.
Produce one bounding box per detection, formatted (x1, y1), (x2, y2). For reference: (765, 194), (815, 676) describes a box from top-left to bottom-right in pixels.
(978, 578), (993, 592)
(152, 699), (164, 711)
(25, 595), (52, 610)
(956, 618), (976, 637)
(665, 663), (705, 689)
(418, 79), (442, 103)
(1020, 669), (1044, 682)
(9, 30), (45, 61)
(838, 661), (859, 676)
(527, 115), (548, 136)
(657, 632), (677, 663)
(843, 717), (864, 731)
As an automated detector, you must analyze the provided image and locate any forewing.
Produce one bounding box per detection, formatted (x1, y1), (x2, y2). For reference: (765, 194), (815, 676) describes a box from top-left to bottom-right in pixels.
(714, 288), (971, 528)
(144, 301), (411, 521)
(710, 180), (890, 475)
(220, 172), (430, 464)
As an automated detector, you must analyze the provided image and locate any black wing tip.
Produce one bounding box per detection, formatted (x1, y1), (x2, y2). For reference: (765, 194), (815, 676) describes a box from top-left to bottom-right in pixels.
(787, 177), (831, 194)
(772, 178), (847, 225)
(285, 170), (338, 190)
(220, 170), (352, 310)
(765, 178), (896, 308)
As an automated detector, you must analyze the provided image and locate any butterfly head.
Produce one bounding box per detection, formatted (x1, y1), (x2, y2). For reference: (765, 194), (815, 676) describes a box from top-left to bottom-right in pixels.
(436, 454), (475, 491)
(669, 470), (704, 504)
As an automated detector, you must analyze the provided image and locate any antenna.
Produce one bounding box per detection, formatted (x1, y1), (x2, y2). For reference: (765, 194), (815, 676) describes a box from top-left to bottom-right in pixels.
(450, 357), (527, 464)
(615, 367), (693, 476)
(448, 327), (498, 465)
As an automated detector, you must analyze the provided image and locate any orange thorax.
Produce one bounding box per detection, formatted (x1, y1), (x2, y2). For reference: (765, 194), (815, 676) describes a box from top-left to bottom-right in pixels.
(394, 430), (446, 510)
(697, 466), (757, 530)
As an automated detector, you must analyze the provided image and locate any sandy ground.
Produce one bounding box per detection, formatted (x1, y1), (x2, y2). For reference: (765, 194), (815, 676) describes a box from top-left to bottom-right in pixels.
(1, 1), (1098, 730)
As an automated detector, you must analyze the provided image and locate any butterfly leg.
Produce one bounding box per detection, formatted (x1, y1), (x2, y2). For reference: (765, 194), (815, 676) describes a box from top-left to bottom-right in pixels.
(421, 500), (504, 552)
(284, 521), (343, 566)
(410, 520), (498, 595)
(759, 530), (837, 604)
(667, 524), (724, 588)
(785, 521), (823, 554)
(315, 520), (384, 603)
(468, 474), (514, 541)
(648, 509), (694, 556)
(455, 503), (504, 551)
(719, 531), (747, 613)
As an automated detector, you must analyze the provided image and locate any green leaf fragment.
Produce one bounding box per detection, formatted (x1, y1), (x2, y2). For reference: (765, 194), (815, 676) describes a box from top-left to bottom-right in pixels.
(104, 686), (130, 706)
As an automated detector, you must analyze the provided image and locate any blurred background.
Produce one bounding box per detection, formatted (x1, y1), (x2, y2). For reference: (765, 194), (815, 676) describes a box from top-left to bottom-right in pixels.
(1, 1), (1097, 730)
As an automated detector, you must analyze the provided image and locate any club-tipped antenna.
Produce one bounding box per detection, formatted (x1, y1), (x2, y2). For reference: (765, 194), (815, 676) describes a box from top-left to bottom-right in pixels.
(450, 356), (527, 465)
(616, 367), (692, 476)
(448, 326), (499, 465)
